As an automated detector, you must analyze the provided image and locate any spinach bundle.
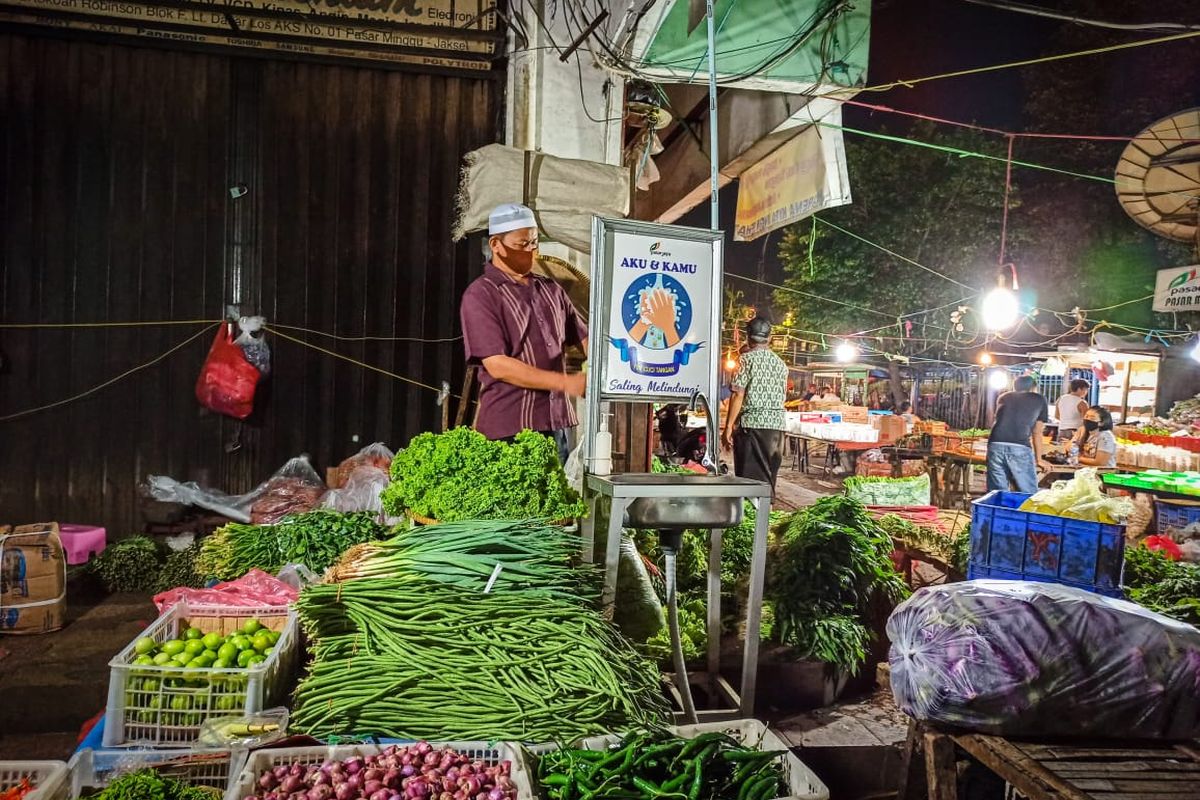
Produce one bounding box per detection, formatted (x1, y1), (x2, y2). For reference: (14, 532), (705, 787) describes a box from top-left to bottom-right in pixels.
(767, 496), (909, 673)
(93, 537), (164, 593)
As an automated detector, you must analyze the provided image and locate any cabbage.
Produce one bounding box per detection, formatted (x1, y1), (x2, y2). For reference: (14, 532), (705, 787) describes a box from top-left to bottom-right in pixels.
(888, 580), (1200, 739)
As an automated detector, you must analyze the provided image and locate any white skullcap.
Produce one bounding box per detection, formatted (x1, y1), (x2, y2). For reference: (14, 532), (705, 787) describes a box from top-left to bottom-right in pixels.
(488, 203), (538, 236)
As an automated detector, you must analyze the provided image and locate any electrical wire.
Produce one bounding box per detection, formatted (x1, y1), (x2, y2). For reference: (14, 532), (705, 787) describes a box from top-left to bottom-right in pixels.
(0, 318), (222, 329)
(0, 324), (218, 423)
(957, 0), (1200, 33)
(724, 271), (897, 319)
(813, 219), (978, 291)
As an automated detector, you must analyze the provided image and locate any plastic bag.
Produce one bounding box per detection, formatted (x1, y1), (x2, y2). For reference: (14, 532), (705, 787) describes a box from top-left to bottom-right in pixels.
(234, 316), (271, 376)
(146, 455), (325, 524)
(845, 474), (930, 506)
(888, 580), (1200, 739)
(153, 568), (299, 612)
(198, 707), (288, 748)
(195, 322), (261, 419)
(276, 563), (321, 592)
(330, 442), (394, 488)
(250, 456), (326, 524)
(564, 413), (587, 493)
(612, 535), (666, 642)
(321, 465), (390, 516)
(1019, 468), (1133, 522)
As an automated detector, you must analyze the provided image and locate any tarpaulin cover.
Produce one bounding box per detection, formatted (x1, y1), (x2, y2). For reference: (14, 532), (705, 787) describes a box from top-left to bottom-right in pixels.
(452, 144), (630, 254)
(888, 580), (1200, 740)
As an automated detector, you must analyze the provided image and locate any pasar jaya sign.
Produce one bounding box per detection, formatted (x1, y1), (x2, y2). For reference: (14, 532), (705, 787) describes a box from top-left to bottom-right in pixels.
(1153, 265), (1200, 312)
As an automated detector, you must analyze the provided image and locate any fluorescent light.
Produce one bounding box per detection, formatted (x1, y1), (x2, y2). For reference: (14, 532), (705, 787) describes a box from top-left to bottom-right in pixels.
(981, 287), (1020, 331)
(835, 342), (859, 363)
(987, 369), (1010, 391)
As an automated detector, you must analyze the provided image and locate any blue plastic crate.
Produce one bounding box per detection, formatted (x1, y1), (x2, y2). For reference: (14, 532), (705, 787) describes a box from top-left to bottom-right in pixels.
(968, 491), (1125, 597)
(1155, 498), (1200, 537)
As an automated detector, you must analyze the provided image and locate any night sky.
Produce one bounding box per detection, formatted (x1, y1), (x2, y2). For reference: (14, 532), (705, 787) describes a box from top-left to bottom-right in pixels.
(679, 0), (1109, 314)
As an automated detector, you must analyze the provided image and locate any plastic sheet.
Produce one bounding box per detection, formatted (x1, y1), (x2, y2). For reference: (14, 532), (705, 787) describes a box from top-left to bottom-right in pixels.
(153, 568), (299, 612)
(329, 442), (394, 487)
(146, 456), (326, 524)
(198, 707), (288, 748)
(888, 580), (1200, 740)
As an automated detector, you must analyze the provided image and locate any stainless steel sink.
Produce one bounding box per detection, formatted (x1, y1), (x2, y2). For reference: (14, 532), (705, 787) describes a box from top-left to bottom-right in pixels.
(612, 473), (755, 529)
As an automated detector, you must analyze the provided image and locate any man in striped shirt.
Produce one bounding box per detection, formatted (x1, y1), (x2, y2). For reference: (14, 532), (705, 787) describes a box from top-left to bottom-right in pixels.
(459, 204), (588, 462)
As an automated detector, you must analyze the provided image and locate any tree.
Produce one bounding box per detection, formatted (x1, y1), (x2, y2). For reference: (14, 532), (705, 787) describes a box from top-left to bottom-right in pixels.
(775, 121), (1017, 346)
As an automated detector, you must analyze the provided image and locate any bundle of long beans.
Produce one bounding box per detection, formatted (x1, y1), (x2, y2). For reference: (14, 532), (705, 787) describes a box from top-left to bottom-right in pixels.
(329, 519), (599, 600)
(291, 578), (670, 742)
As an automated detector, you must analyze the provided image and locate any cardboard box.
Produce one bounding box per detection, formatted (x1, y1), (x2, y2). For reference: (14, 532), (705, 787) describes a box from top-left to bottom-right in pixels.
(877, 416), (908, 444)
(838, 405), (869, 424)
(1, 523), (66, 635)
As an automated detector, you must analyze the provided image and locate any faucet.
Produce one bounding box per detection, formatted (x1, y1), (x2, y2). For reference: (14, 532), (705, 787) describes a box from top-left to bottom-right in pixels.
(689, 389), (719, 474)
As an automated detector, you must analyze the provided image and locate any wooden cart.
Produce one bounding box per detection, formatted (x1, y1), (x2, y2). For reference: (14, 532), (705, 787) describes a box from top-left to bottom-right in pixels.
(899, 721), (1200, 800)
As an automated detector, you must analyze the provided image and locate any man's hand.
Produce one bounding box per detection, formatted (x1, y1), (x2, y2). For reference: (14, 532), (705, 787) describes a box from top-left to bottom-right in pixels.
(720, 428), (734, 452)
(562, 372), (586, 398)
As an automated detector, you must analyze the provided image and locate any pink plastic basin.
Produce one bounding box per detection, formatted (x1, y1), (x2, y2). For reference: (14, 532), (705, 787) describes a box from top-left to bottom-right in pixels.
(58, 524), (107, 565)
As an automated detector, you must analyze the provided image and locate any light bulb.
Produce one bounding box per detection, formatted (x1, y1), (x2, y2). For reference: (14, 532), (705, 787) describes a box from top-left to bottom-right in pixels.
(725, 356), (738, 371)
(835, 342), (859, 363)
(978, 352), (993, 366)
(1191, 341), (1200, 363)
(981, 287), (1020, 331)
(987, 369), (1010, 391)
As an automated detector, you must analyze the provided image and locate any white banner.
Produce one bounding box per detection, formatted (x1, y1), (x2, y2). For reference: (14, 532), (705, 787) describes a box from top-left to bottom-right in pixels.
(603, 232), (715, 399)
(1153, 265), (1200, 312)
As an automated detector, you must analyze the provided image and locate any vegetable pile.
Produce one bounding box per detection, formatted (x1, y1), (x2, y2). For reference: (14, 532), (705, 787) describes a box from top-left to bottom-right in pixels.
(239, 743), (516, 800)
(536, 731), (787, 800)
(876, 514), (968, 576)
(887, 580), (1200, 740)
(0, 779), (33, 800)
(330, 519), (597, 600)
(1169, 393), (1200, 426)
(380, 428), (585, 523)
(130, 618), (279, 672)
(1125, 543), (1200, 624)
(89, 769), (216, 800)
(93, 537), (166, 593)
(156, 543), (205, 593)
(766, 497), (909, 673)
(291, 578), (668, 741)
(196, 511), (385, 580)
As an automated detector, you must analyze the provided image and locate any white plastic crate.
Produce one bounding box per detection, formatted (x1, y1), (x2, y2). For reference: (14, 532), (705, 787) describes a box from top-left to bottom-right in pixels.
(225, 742), (533, 800)
(0, 761), (69, 800)
(103, 602), (301, 747)
(575, 719), (828, 800)
(68, 748), (241, 797)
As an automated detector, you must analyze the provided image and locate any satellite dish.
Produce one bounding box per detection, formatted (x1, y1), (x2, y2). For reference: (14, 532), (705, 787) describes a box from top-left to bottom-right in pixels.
(1115, 108), (1200, 243)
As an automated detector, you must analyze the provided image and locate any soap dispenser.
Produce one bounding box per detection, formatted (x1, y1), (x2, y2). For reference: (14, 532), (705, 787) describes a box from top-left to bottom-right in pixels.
(593, 413), (613, 476)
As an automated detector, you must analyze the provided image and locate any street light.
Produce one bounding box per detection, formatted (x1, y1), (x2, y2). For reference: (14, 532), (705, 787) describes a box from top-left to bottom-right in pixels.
(978, 351), (993, 366)
(1191, 340), (1200, 363)
(835, 342), (859, 363)
(987, 369), (1010, 391)
(981, 287), (1020, 331)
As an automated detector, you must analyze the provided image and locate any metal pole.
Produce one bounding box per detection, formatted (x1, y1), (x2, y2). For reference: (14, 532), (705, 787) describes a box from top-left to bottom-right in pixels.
(705, 0), (719, 231)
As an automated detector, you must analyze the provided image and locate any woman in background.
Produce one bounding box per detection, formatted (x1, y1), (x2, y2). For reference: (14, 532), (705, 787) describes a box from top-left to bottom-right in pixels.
(1072, 406), (1116, 468)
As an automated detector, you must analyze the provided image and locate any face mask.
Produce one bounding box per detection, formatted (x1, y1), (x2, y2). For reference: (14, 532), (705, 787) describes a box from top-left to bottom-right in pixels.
(1083, 420), (1100, 432)
(497, 244), (536, 273)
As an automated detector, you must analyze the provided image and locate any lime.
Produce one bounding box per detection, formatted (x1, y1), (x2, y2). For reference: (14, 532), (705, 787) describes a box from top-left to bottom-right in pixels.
(202, 632), (224, 650)
(195, 652), (216, 668)
(170, 695), (192, 711)
(173, 654), (192, 667)
(241, 619), (263, 636)
(236, 649), (256, 668)
(201, 648), (220, 661)
(134, 655), (155, 666)
(213, 657), (233, 669)
(147, 695), (162, 710)
(134, 636), (157, 656)
(244, 654), (265, 667)
(183, 627), (204, 641)
(184, 640), (206, 656)
(217, 643), (238, 661)
(267, 631), (281, 645)
(263, 646), (274, 657)
(215, 695), (237, 711)
(162, 640), (186, 657)
(251, 634), (271, 653)
(140, 677), (160, 692)
(230, 635), (251, 651)
(153, 652), (174, 666)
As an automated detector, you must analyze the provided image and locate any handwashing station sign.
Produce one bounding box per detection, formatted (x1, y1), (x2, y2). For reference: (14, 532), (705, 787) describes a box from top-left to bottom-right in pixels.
(589, 218), (722, 403)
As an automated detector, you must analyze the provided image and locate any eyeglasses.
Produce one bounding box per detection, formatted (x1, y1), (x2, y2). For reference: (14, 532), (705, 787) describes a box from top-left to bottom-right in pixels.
(503, 237), (539, 251)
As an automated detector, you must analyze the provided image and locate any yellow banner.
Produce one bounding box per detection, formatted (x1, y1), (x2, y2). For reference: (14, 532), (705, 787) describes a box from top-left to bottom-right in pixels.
(734, 127), (829, 242)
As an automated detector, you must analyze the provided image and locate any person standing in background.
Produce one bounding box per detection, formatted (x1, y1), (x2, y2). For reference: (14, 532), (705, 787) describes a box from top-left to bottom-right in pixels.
(986, 375), (1049, 494)
(721, 317), (788, 490)
(1055, 379), (1090, 442)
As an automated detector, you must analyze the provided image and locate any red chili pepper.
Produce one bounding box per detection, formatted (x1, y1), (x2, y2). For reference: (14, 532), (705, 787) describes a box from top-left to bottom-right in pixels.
(1, 777), (34, 800)
(1143, 535), (1183, 561)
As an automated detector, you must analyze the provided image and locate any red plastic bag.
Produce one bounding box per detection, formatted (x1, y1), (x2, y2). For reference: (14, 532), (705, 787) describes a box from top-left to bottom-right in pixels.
(154, 568), (298, 613)
(1143, 536), (1183, 561)
(196, 323), (260, 419)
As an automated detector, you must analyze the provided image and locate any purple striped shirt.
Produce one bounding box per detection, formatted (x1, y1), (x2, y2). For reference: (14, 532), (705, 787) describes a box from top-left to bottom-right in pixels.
(460, 262), (588, 440)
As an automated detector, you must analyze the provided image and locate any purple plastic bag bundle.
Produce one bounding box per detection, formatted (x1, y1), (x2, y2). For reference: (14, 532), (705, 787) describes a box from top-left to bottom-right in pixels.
(888, 580), (1200, 739)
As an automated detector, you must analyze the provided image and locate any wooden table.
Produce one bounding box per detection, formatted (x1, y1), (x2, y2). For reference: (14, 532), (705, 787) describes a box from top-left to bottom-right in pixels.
(926, 450), (986, 511)
(899, 721), (1200, 800)
(786, 434), (877, 474)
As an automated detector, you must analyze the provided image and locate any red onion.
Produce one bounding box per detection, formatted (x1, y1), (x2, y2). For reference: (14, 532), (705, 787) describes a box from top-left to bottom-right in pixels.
(363, 769), (382, 784)
(416, 743), (432, 756)
(363, 781), (383, 796)
(400, 766), (415, 779)
(308, 786), (332, 800)
(260, 775), (279, 790)
(333, 784), (356, 800)
(281, 777), (303, 794)
(344, 759), (364, 776)
(369, 790), (389, 800)
(486, 790), (503, 800)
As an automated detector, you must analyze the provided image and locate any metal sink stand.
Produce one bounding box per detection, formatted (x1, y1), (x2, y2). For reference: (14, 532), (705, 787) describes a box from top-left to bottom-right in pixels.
(581, 473), (773, 722)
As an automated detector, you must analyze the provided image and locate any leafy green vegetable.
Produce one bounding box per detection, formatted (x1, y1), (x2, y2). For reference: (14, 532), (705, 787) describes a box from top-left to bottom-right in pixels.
(767, 496), (910, 673)
(876, 513), (968, 575)
(155, 543), (205, 593)
(844, 474), (930, 506)
(1125, 544), (1200, 625)
(196, 511), (385, 580)
(90, 769), (213, 800)
(1169, 394), (1200, 426)
(382, 428), (585, 522)
(93, 537), (164, 593)
(644, 598), (707, 665)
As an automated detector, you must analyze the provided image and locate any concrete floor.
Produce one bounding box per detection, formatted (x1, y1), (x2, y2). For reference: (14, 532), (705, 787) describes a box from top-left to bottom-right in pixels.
(0, 577), (156, 760)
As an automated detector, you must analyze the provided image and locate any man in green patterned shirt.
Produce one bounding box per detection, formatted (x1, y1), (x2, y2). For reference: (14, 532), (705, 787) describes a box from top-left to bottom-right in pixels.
(721, 316), (788, 490)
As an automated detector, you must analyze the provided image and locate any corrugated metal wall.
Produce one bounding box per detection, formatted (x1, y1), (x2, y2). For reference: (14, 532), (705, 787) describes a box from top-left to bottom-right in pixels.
(0, 34), (500, 532)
